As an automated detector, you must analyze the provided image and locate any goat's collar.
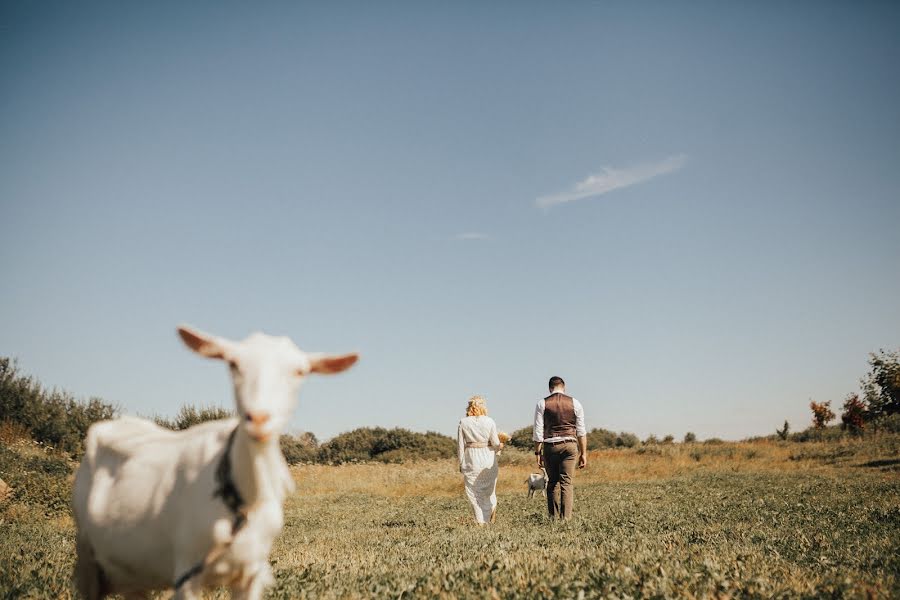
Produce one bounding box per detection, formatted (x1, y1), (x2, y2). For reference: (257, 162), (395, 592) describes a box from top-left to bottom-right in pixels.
(213, 425), (248, 532)
(174, 426), (247, 591)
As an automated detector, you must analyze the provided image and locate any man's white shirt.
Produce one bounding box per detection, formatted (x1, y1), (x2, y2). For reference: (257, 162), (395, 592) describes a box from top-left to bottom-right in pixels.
(533, 395), (586, 443)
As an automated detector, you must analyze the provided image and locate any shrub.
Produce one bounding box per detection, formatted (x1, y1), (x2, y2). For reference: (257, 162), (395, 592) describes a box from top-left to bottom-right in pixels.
(791, 424), (844, 443)
(703, 438), (724, 445)
(0, 358), (118, 457)
(615, 432), (640, 448)
(586, 428), (617, 450)
(507, 426), (533, 450)
(644, 434), (659, 445)
(662, 435), (674, 444)
(683, 432), (697, 443)
(318, 427), (456, 464)
(841, 394), (867, 434)
(281, 431), (319, 464)
(776, 420), (790, 441)
(873, 413), (900, 433)
(153, 404), (233, 430)
(810, 400), (835, 429)
(861, 348), (900, 419)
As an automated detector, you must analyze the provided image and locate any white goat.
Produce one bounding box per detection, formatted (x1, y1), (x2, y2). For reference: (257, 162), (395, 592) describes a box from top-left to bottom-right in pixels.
(526, 468), (548, 499)
(72, 325), (358, 600)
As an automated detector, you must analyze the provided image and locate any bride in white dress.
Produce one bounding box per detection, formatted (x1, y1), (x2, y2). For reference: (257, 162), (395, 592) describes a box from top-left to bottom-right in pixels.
(457, 396), (504, 524)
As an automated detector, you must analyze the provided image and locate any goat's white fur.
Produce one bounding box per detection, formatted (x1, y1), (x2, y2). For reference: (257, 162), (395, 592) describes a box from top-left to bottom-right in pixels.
(526, 468), (548, 499)
(72, 325), (358, 600)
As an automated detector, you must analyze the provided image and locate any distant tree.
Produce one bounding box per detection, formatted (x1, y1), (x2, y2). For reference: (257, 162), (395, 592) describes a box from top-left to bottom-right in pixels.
(810, 400), (835, 429)
(586, 428), (617, 450)
(840, 394), (867, 435)
(644, 434), (659, 445)
(776, 420), (790, 441)
(507, 426), (534, 450)
(662, 434), (674, 444)
(280, 430), (319, 464)
(861, 349), (900, 421)
(615, 432), (640, 448)
(683, 432), (697, 443)
(0, 357), (118, 456)
(317, 427), (455, 464)
(155, 404), (232, 430)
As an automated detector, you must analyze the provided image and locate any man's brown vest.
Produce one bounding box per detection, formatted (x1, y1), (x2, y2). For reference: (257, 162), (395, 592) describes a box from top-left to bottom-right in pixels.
(543, 392), (576, 439)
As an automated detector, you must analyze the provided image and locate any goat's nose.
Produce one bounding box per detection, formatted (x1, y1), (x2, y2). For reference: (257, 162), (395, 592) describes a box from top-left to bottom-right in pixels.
(245, 412), (271, 426)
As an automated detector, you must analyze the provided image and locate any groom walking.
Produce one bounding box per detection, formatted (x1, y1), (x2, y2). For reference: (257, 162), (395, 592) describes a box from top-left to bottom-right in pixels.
(533, 376), (587, 520)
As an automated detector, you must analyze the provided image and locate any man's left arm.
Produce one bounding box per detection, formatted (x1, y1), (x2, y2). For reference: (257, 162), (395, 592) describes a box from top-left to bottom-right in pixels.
(575, 399), (587, 469)
(533, 399), (544, 468)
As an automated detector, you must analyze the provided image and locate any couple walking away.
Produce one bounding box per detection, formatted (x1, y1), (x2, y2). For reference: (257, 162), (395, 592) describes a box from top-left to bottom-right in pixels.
(456, 376), (587, 524)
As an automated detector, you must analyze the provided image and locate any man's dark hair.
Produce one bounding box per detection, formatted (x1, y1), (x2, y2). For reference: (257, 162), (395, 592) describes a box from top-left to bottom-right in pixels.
(548, 376), (565, 391)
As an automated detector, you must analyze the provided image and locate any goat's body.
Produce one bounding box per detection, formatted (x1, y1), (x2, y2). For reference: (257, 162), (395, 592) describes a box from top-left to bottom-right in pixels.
(72, 325), (358, 599)
(73, 416), (289, 598)
(526, 471), (547, 499)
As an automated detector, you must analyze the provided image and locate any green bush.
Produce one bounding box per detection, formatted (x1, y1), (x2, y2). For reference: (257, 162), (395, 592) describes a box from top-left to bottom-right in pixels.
(615, 432), (640, 448)
(791, 424), (845, 443)
(509, 426), (640, 450)
(861, 348), (900, 419)
(507, 426), (533, 450)
(281, 431), (319, 464)
(586, 428), (617, 450)
(153, 404), (233, 430)
(318, 427), (455, 464)
(874, 413), (900, 433)
(0, 358), (117, 457)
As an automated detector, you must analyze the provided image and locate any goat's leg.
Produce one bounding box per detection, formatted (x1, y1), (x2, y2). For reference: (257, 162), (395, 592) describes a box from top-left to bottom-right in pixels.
(173, 578), (202, 600)
(73, 533), (107, 600)
(231, 564), (274, 600)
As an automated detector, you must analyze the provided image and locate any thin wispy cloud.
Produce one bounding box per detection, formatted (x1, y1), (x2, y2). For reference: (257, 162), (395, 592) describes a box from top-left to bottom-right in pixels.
(536, 154), (688, 209)
(453, 232), (490, 241)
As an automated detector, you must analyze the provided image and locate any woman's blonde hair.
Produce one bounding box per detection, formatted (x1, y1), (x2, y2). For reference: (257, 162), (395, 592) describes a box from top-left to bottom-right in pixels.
(466, 395), (488, 417)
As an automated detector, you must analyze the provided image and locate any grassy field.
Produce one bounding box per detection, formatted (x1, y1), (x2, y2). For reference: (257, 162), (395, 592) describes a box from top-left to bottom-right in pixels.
(1, 435), (898, 598)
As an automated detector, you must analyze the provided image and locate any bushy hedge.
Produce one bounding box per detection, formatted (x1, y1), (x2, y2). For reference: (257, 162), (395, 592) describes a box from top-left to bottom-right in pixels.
(153, 404), (233, 430)
(507, 425), (640, 450)
(280, 431), (319, 464)
(317, 427), (455, 464)
(588, 428), (641, 449)
(507, 426), (534, 450)
(0, 358), (117, 457)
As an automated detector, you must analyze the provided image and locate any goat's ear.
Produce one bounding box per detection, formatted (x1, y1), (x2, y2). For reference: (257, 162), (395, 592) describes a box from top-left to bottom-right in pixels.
(308, 352), (359, 375)
(177, 325), (230, 360)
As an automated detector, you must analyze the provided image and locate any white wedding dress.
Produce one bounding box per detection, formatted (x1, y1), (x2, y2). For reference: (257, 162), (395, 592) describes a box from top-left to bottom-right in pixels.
(457, 415), (501, 524)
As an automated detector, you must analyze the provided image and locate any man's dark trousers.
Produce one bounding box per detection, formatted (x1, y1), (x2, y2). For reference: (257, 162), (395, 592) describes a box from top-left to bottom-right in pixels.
(543, 440), (577, 519)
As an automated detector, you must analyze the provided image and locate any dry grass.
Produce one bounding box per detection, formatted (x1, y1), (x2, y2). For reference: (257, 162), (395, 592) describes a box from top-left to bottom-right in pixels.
(291, 436), (900, 498)
(2, 434), (898, 598)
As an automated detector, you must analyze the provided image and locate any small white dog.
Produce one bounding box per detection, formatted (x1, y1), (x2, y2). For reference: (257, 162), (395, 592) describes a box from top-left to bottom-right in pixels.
(526, 468), (548, 498)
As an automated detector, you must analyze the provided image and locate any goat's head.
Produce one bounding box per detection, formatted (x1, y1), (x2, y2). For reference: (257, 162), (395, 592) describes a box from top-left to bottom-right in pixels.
(177, 325), (358, 443)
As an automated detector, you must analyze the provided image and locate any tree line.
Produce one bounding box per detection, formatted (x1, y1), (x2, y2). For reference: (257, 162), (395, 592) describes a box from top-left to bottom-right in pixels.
(800, 349), (900, 439)
(2, 349), (898, 463)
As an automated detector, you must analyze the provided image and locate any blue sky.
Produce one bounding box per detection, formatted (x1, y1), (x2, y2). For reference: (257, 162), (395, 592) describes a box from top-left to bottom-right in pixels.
(2, 2), (899, 441)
